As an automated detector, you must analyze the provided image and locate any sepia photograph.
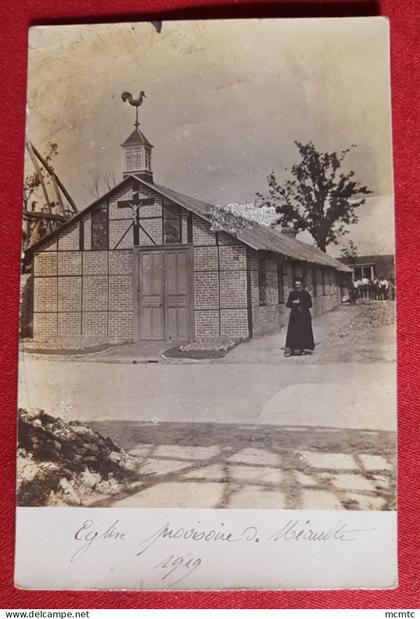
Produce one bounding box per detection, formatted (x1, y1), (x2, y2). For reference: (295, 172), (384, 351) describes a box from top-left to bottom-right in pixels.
(18, 17), (396, 519)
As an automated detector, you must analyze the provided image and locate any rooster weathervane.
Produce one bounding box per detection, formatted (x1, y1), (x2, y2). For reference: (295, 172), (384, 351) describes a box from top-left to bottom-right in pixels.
(121, 90), (146, 129)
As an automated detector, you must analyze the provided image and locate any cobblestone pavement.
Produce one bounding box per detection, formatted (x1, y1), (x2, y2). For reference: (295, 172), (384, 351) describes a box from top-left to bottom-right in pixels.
(88, 420), (396, 511)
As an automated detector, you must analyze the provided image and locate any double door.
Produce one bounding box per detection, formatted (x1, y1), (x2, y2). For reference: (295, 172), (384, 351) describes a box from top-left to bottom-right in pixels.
(138, 247), (192, 341)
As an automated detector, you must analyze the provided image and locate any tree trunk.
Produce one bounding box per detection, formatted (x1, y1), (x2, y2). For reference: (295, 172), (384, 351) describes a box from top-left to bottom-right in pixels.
(317, 239), (327, 252)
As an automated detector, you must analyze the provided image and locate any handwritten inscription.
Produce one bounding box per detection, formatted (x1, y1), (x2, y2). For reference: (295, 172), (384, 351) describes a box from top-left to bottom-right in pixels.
(72, 519), (126, 563)
(153, 554), (202, 587)
(70, 517), (375, 585)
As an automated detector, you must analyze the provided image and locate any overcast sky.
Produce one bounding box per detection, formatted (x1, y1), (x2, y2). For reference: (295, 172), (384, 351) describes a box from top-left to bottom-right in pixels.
(26, 17), (394, 255)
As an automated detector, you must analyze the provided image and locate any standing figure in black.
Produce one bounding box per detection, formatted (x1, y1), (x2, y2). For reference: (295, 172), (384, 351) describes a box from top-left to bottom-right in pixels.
(284, 277), (315, 357)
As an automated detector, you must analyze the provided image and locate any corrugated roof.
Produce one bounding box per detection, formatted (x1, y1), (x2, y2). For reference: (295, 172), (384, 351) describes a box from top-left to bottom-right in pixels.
(26, 173), (350, 272)
(141, 178), (351, 272)
(238, 226), (351, 272)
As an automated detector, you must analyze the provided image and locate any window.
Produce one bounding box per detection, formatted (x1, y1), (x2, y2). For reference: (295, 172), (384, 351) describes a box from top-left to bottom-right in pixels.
(301, 264), (307, 289)
(321, 268), (326, 295)
(145, 148), (151, 170)
(277, 261), (285, 303)
(312, 266), (317, 297)
(125, 146), (144, 171)
(91, 206), (108, 250)
(163, 204), (182, 244)
(258, 255), (267, 306)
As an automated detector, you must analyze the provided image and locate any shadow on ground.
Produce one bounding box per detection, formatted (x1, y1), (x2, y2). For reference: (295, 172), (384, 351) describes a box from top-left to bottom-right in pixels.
(88, 420), (396, 511)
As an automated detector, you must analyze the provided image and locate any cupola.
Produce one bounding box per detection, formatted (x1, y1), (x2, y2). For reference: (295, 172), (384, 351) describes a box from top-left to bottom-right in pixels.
(121, 90), (153, 183)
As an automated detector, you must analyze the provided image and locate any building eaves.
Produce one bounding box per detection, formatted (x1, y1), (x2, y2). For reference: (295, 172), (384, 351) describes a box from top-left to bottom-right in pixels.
(26, 172), (351, 273)
(139, 178), (350, 272)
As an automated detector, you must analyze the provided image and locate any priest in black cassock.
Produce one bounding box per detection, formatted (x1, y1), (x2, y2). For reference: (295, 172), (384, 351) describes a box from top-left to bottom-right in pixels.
(284, 277), (315, 356)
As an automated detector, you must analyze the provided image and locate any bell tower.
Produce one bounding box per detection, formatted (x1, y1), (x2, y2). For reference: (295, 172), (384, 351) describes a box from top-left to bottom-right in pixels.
(121, 90), (153, 183)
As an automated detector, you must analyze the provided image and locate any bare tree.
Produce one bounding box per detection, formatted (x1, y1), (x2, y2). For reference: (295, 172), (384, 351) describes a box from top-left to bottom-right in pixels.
(83, 169), (118, 199)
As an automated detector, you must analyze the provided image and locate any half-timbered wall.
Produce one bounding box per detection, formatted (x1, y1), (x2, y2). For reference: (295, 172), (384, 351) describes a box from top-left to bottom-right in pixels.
(33, 247), (134, 340)
(192, 220), (249, 339)
(30, 177), (343, 342)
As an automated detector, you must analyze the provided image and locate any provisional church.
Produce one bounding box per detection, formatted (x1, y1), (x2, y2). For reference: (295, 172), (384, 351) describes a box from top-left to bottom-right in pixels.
(25, 95), (350, 344)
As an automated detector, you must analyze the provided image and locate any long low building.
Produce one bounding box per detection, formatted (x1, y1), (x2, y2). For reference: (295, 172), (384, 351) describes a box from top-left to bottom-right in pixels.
(24, 123), (351, 343)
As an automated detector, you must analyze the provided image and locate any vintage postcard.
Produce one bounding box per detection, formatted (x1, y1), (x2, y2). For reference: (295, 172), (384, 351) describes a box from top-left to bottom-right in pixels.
(16, 17), (396, 590)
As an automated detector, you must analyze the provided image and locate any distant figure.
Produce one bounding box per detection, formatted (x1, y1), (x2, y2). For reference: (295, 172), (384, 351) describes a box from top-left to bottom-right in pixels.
(379, 278), (389, 300)
(353, 278), (361, 302)
(284, 278), (315, 357)
(361, 275), (370, 299)
(348, 279), (357, 304)
(389, 279), (396, 300)
(373, 277), (380, 300)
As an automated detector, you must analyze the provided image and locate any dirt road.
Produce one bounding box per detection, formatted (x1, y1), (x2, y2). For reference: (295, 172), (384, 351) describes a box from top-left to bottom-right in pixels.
(19, 301), (396, 511)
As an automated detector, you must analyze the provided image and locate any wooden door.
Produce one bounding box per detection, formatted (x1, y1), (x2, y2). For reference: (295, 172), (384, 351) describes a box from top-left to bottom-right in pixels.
(138, 247), (192, 341)
(165, 248), (190, 340)
(138, 250), (165, 340)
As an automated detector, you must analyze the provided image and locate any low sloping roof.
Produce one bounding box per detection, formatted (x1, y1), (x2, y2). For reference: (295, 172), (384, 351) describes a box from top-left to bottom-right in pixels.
(26, 173), (350, 272)
(141, 178), (350, 272)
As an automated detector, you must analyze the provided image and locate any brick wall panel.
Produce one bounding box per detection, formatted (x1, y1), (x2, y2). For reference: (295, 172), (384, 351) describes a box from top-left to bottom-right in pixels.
(220, 271), (247, 308)
(58, 222), (80, 251)
(194, 272), (219, 309)
(252, 305), (285, 335)
(109, 250), (133, 275)
(83, 251), (108, 275)
(34, 253), (57, 277)
(109, 219), (133, 249)
(57, 312), (81, 336)
(33, 277), (57, 312)
(220, 309), (249, 338)
(192, 216), (216, 246)
(57, 277), (82, 312)
(82, 312), (108, 336)
(139, 200), (162, 218)
(83, 276), (108, 311)
(108, 186), (134, 220)
(194, 310), (219, 339)
(219, 245), (247, 270)
(139, 218), (162, 246)
(109, 275), (133, 311)
(194, 246), (218, 271)
(58, 252), (82, 276)
(108, 312), (133, 338)
(33, 313), (57, 338)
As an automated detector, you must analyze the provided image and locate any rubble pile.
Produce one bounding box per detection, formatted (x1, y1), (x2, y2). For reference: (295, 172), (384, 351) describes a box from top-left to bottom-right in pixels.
(17, 408), (140, 506)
